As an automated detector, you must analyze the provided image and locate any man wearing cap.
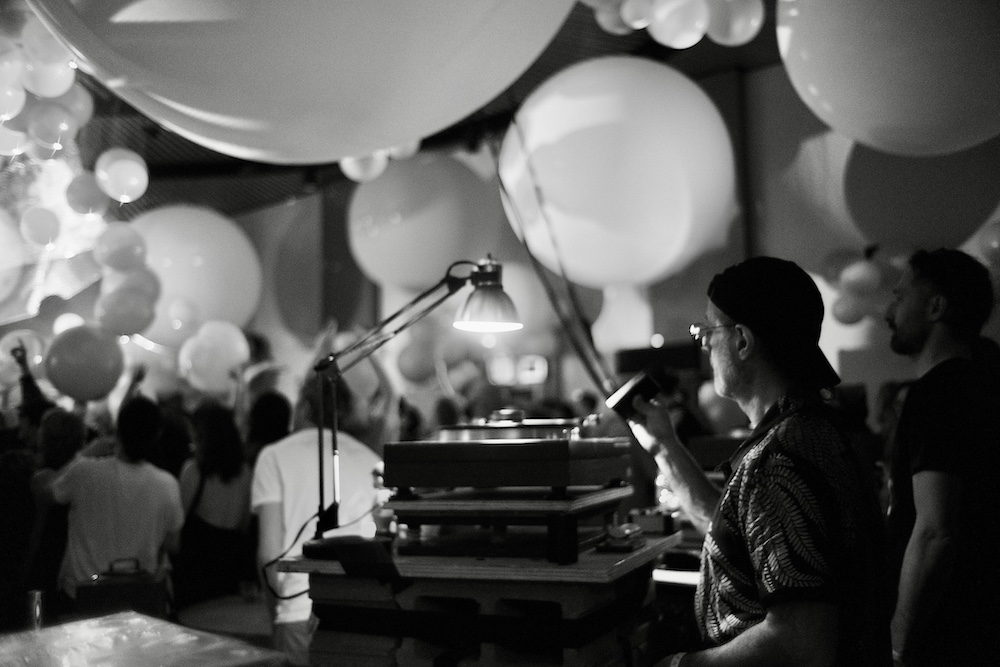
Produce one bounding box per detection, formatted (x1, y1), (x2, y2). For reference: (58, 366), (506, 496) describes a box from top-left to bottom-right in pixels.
(632, 256), (889, 667)
(883, 248), (1000, 667)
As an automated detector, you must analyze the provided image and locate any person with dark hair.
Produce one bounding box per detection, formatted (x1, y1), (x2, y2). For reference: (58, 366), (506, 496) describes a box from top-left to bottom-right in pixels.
(630, 256), (889, 666)
(883, 248), (1000, 667)
(251, 372), (383, 665)
(173, 402), (254, 608)
(10, 340), (55, 451)
(245, 390), (292, 467)
(50, 396), (183, 604)
(149, 400), (194, 479)
(22, 408), (86, 610)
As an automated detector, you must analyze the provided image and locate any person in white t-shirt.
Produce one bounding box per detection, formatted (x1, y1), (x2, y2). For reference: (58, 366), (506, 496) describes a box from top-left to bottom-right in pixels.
(51, 396), (184, 602)
(251, 372), (383, 666)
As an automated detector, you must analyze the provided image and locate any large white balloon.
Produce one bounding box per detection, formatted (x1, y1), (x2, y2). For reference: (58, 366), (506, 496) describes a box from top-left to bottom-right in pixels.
(28, 2), (575, 164)
(777, 0), (1000, 157)
(498, 56), (736, 289)
(348, 152), (504, 291)
(131, 206), (263, 347)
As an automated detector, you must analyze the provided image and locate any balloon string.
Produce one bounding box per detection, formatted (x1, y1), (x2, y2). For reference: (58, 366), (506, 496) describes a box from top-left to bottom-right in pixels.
(493, 126), (616, 395)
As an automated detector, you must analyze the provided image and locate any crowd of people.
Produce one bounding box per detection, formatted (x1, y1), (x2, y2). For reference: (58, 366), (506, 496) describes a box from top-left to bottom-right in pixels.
(0, 357), (299, 633)
(0, 247), (997, 667)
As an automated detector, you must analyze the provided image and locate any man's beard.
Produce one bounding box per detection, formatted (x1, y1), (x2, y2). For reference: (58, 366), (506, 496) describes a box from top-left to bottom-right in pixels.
(889, 329), (921, 356)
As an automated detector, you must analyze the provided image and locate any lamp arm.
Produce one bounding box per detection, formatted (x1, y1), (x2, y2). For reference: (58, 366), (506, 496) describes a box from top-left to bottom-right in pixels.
(314, 261), (475, 374)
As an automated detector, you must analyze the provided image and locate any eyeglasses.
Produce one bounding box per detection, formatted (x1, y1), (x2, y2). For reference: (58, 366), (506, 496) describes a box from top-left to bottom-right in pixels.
(689, 322), (736, 345)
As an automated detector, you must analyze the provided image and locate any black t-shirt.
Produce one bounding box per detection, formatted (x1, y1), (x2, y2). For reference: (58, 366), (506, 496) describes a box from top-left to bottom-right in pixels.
(887, 357), (1000, 659)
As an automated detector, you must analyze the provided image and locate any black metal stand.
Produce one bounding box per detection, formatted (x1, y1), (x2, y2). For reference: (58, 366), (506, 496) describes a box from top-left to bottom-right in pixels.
(305, 262), (481, 555)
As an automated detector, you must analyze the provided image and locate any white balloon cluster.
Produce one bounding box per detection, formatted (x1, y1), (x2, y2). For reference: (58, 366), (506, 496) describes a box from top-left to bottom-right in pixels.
(1, 9), (150, 253)
(826, 247), (904, 326)
(584, 0), (764, 49)
(1, 13), (84, 158)
(339, 139), (421, 183)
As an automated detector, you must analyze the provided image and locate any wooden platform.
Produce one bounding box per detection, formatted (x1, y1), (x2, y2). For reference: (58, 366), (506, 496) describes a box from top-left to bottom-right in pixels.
(384, 485), (633, 564)
(281, 535), (678, 665)
(281, 533), (678, 584)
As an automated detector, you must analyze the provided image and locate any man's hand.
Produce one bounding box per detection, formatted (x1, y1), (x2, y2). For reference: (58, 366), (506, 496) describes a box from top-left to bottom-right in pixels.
(10, 339), (28, 371)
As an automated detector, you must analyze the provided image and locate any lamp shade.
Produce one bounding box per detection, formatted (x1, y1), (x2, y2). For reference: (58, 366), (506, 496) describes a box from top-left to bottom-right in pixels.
(452, 258), (522, 332)
(453, 286), (522, 332)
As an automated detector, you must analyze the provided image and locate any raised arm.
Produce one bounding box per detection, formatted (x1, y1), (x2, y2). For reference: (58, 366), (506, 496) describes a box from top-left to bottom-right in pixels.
(631, 394), (721, 534)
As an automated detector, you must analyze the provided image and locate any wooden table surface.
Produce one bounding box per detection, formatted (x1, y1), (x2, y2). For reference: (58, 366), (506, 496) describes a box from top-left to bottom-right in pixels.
(280, 533), (679, 584)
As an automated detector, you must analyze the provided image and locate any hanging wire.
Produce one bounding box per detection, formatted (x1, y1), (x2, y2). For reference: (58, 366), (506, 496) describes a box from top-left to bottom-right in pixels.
(491, 123), (617, 395)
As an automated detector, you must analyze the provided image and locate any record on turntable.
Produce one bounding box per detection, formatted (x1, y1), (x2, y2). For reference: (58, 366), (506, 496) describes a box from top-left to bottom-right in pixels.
(383, 409), (632, 490)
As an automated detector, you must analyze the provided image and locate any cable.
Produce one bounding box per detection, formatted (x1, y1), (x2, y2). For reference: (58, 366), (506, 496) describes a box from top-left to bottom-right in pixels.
(260, 502), (383, 601)
(493, 128), (617, 394)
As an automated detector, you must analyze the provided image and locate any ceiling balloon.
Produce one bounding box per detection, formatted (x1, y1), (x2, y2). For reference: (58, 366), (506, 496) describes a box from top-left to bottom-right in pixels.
(777, 0), (1000, 157)
(498, 56), (736, 289)
(348, 152), (503, 291)
(131, 205), (263, 348)
(27, 1), (575, 164)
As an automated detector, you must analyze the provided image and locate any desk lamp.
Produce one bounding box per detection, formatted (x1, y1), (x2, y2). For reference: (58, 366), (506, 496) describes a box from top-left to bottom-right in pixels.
(305, 256), (521, 556)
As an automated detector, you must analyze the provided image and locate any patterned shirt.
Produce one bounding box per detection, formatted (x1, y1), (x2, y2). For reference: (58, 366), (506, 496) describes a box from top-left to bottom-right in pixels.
(695, 394), (888, 665)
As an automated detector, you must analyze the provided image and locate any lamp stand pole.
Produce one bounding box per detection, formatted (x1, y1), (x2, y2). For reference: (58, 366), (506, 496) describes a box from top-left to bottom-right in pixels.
(314, 369), (340, 539)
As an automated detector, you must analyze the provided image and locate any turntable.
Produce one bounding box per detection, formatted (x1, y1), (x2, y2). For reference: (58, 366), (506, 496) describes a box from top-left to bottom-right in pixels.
(382, 409), (632, 491)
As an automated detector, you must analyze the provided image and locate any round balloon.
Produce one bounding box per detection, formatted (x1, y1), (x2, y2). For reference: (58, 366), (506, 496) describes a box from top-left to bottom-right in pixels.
(50, 81), (94, 126)
(706, 0), (764, 46)
(498, 56), (736, 288)
(101, 265), (161, 302)
(0, 36), (25, 85)
(832, 294), (867, 325)
(19, 58), (75, 98)
(132, 206), (262, 347)
(648, 0), (709, 49)
(177, 320), (251, 394)
(27, 100), (78, 149)
(0, 124), (27, 155)
(348, 153), (504, 291)
(0, 82), (26, 120)
(65, 171), (110, 216)
(777, 0), (1000, 157)
(20, 206), (60, 247)
(94, 286), (156, 335)
(397, 339), (436, 384)
(28, 2), (575, 163)
(20, 14), (72, 66)
(94, 147), (148, 203)
(93, 222), (146, 271)
(340, 153), (389, 183)
(0, 209), (26, 303)
(44, 325), (124, 402)
(978, 221), (1000, 268)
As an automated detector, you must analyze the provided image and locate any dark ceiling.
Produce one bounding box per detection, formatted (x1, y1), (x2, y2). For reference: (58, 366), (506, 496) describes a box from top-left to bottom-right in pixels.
(67, 1), (781, 222)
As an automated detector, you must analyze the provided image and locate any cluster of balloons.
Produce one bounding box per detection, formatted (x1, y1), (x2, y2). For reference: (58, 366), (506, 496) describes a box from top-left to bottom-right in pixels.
(339, 140), (421, 184)
(585, 0), (764, 49)
(824, 248), (903, 326)
(178, 321), (251, 395)
(827, 222), (1000, 327)
(92, 222), (160, 335)
(0, 13), (83, 159)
